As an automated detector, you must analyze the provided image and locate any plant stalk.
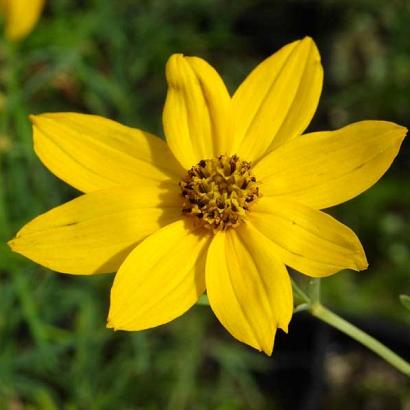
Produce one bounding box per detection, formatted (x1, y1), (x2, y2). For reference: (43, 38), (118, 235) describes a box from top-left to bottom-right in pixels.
(310, 303), (410, 377)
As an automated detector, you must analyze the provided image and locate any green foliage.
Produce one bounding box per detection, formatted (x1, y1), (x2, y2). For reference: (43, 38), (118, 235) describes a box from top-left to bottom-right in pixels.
(400, 295), (410, 312)
(0, 0), (409, 408)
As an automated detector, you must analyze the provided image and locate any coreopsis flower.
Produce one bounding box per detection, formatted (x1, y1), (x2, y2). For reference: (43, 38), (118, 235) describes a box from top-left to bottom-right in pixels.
(0, 0), (45, 41)
(9, 38), (407, 354)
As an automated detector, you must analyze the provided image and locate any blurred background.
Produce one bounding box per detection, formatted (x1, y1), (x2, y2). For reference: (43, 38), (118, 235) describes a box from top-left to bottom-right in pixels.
(0, 0), (409, 409)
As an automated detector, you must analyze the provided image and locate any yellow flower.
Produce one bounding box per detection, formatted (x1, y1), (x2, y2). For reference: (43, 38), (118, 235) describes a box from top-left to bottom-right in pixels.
(0, 0), (45, 41)
(9, 38), (407, 354)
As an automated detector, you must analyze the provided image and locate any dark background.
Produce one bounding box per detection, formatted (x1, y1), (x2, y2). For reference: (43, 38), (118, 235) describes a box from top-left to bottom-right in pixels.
(0, 0), (409, 409)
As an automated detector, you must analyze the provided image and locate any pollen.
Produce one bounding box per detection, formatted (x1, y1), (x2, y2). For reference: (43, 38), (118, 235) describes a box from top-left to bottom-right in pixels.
(179, 154), (260, 232)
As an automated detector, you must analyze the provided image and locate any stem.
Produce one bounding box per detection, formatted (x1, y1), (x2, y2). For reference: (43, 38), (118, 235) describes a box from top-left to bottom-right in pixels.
(197, 294), (209, 306)
(291, 279), (310, 304)
(308, 278), (321, 305)
(196, 278), (410, 376)
(294, 303), (309, 313)
(311, 303), (410, 377)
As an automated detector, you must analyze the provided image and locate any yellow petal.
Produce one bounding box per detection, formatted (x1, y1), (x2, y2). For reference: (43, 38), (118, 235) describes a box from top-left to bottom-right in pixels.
(254, 121), (407, 209)
(163, 54), (231, 169)
(8, 186), (181, 274)
(249, 197), (368, 277)
(31, 113), (185, 193)
(206, 227), (292, 355)
(1, 0), (44, 41)
(232, 37), (323, 161)
(108, 220), (210, 331)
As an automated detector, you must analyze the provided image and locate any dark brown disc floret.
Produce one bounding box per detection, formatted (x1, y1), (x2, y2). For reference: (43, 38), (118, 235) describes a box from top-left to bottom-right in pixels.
(179, 155), (260, 232)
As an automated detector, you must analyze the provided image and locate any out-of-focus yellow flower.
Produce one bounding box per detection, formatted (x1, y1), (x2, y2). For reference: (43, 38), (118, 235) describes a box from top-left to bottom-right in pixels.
(0, 0), (45, 41)
(9, 38), (407, 354)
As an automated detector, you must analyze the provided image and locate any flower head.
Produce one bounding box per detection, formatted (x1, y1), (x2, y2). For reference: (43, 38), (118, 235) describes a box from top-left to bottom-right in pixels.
(9, 38), (407, 354)
(180, 154), (260, 231)
(1, 0), (45, 41)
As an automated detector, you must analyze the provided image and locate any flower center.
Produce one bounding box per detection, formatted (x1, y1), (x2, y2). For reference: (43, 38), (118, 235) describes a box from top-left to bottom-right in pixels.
(179, 154), (260, 232)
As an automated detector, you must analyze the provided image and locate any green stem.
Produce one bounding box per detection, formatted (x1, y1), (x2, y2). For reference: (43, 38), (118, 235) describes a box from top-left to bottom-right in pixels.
(197, 294), (209, 305)
(311, 303), (410, 377)
(308, 278), (321, 304)
(197, 280), (410, 376)
(291, 279), (310, 304)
